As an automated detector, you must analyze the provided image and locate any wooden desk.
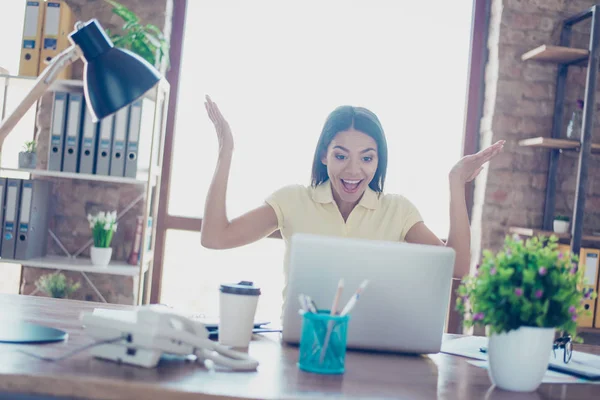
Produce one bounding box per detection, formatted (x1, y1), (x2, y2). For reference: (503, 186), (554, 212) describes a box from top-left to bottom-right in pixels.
(0, 294), (598, 400)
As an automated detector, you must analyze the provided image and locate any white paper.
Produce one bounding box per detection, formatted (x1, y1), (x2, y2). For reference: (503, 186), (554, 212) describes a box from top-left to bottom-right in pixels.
(442, 336), (600, 382)
(467, 360), (600, 384)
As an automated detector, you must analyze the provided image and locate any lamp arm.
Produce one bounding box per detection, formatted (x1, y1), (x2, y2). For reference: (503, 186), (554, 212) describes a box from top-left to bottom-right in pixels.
(0, 45), (80, 150)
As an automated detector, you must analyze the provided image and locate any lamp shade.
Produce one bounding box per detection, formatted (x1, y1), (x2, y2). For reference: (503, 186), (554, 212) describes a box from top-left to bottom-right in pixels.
(69, 19), (162, 121)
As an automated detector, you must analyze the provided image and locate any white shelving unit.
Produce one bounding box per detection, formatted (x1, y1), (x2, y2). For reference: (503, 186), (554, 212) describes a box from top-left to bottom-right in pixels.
(0, 73), (170, 305)
(0, 167), (159, 185)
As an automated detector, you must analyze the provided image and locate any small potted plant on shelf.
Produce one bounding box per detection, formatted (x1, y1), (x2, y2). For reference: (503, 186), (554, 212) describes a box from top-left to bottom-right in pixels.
(456, 234), (595, 392)
(35, 272), (81, 299)
(88, 210), (118, 266)
(18, 140), (37, 169)
(553, 215), (570, 234)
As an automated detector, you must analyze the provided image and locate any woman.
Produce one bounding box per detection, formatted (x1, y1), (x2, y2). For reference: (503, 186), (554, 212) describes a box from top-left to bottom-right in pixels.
(201, 95), (504, 285)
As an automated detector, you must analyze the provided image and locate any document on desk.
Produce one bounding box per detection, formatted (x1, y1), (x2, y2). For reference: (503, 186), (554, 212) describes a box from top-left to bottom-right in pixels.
(441, 336), (600, 383)
(465, 360), (598, 384)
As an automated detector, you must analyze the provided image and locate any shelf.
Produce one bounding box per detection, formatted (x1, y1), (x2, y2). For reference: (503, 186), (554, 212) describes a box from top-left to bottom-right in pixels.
(0, 73), (163, 101)
(0, 255), (149, 276)
(521, 45), (589, 64)
(509, 227), (600, 244)
(518, 137), (600, 153)
(0, 168), (159, 185)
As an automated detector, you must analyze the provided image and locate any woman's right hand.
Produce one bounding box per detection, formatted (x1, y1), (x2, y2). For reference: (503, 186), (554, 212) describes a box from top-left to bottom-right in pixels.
(205, 95), (234, 152)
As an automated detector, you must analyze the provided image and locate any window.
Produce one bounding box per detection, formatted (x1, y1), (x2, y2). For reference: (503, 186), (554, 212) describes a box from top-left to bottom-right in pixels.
(137, 1), (474, 323)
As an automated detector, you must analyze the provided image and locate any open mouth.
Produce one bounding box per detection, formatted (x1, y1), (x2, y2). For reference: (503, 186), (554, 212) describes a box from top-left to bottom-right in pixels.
(340, 179), (363, 194)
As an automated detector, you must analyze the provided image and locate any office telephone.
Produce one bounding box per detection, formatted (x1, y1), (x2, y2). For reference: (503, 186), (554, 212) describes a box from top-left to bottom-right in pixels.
(80, 305), (259, 371)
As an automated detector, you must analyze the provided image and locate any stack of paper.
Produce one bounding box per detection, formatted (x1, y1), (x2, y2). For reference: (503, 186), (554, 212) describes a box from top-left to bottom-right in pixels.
(441, 336), (600, 384)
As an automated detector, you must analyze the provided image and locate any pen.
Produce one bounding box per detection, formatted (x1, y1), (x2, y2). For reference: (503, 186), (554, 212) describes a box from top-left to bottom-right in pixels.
(339, 279), (369, 316)
(305, 295), (318, 313)
(319, 279), (344, 363)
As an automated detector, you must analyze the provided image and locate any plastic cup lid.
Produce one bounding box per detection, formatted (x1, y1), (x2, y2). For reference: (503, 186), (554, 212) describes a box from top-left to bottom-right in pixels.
(219, 281), (261, 296)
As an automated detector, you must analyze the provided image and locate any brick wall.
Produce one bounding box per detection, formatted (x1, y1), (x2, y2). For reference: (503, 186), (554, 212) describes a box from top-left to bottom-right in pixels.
(471, 0), (600, 267)
(20, 0), (172, 304)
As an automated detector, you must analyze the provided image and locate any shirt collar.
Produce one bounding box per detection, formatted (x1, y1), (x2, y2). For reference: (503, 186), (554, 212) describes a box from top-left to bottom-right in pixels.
(312, 180), (379, 210)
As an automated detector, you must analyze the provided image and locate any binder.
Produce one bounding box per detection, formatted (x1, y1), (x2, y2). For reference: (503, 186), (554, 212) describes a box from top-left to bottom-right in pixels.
(1, 179), (22, 259)
(124, 100), (142, 178)
(48, 91), (68, 171)
(19, 1), (45, 77)
(578, 247), (599, 328)
(78, 104), (99, 174)
(15, 180), (52, 260)
(136, 98), (157, 176)
(95, 114), (114, 175)
(0, 178), (7, 249)
(61, 92), (84, 172)
(39, 0), (74, 79)
(109, 106), (130, 177)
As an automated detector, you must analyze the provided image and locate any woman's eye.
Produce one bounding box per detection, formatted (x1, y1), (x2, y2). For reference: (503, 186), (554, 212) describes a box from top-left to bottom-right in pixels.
(363, 156), (373, 162)
(335, 154), (346, 160)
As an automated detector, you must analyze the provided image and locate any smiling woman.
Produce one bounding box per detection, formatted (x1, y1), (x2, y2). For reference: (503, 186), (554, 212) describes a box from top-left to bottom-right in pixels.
(311, 106), (387, 220)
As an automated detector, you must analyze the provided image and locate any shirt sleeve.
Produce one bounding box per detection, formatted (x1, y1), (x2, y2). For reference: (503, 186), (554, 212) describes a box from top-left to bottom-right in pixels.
(265, 185), (302, 230)
(398, 195), (424, 241)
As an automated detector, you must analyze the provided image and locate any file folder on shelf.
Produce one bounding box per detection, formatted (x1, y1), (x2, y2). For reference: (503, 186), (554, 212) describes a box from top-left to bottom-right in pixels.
(19, 0), (45, 77)
(109, 106), (129, 177)
(15, 180), (52, 260)
(136, 98), (158, 178)
(78, 104), (99, 174)
(0, 178), (7, 250)
(62, 92), (84, 172)
(48, 91), (68, 171)
(1, 179), (22, 259)
(95, 114), (114, 175)
(578, 247), (599, 328)
(124, 100), (142, 178)
(39, 0), (74, 79)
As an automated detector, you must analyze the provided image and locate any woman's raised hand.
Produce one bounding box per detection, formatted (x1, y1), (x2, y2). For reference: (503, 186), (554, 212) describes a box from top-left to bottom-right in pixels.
(205, 95), (234, 153)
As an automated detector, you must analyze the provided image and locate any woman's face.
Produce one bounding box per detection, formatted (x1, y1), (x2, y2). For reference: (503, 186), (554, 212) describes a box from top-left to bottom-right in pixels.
(321, 128), (379, 205)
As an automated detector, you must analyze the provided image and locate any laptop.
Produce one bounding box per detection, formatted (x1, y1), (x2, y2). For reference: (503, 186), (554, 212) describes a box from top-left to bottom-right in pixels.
(281, 233), (456, 354)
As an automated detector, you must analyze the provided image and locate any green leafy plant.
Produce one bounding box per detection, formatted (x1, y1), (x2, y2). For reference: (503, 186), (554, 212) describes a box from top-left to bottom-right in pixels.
(22, 140), (36, 153)
(456, 234), (596, 342)
(554, 215), (570, 222)
(103, 0), (170, 69)
(35, 273), (81, 299)
(88, 211), (118, 248)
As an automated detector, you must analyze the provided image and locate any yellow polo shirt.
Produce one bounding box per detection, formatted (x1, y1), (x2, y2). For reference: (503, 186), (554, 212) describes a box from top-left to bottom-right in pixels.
(265, 180), (423, 296)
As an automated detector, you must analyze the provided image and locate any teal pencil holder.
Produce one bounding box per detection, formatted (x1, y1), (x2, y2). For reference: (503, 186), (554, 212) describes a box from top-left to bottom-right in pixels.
(297, 310), (350, 374)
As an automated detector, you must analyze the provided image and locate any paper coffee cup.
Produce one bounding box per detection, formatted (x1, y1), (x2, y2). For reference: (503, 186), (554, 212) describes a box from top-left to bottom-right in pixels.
(219, 281), (261, 348)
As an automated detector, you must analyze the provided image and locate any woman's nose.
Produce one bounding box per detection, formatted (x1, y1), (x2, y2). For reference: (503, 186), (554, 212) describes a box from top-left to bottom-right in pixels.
(346, 159), (361, 174)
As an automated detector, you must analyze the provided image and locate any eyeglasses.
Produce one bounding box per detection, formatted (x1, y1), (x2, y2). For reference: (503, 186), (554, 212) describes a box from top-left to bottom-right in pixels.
(553, 335), (573, 364)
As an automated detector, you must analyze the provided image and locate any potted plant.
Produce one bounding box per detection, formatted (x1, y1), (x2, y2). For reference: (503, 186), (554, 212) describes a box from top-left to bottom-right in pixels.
(87, 210), (118, 266)
(35, 272), (81, 299)
(553, 215), (570, 234)
(103, 0), (170, 70)
(19, 140), (37, 169)
(456, 234), (595, 392)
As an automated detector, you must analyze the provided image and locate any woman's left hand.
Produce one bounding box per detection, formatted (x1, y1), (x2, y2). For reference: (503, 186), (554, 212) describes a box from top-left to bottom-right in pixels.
(449, 140), (505, 185)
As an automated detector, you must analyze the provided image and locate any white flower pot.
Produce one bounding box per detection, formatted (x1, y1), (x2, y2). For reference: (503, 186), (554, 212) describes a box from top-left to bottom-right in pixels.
(488, 326), (555, 392)
(90, 246), (112, 266)
(553, 220), (569, 234)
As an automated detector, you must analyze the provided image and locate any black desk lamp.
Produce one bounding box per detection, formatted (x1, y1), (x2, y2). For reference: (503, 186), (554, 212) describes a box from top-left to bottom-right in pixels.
(0, 19), (162, 343)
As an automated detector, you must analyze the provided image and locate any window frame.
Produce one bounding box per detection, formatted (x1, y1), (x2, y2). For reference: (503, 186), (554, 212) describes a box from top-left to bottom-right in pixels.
(150, 0), (491, 335)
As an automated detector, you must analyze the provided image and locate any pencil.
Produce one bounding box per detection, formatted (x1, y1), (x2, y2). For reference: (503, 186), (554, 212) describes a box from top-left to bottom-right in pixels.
(319, 279), (344, 363)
